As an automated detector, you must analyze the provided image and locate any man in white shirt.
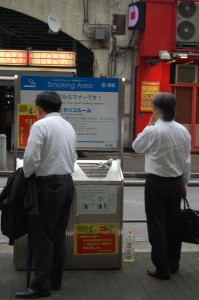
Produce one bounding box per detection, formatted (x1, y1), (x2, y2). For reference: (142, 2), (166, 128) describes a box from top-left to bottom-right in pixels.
(132, 92), (191, 280)
(15, 91), (77, 298)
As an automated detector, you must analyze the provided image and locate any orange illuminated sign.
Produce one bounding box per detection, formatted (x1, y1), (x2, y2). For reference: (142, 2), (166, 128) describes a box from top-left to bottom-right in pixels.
(0, 50), (27, 65)
(29, 51), (76, 67)
(0, 49), (76, 67)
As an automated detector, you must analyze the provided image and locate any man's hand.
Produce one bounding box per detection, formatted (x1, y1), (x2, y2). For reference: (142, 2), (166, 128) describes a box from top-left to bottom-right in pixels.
(148, 114), (157, 126)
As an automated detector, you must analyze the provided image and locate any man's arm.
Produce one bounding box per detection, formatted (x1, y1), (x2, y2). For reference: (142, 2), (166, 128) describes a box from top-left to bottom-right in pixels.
(23, 124), (43, 178)
(132, 124), (155, 154)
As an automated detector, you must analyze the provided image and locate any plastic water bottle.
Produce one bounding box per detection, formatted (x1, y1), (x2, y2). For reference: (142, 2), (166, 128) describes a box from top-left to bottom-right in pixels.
(123, 229), (135, 262)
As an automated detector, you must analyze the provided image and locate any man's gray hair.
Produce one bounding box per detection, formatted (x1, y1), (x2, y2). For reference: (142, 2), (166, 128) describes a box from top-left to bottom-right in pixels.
(152, 92), (176, 121)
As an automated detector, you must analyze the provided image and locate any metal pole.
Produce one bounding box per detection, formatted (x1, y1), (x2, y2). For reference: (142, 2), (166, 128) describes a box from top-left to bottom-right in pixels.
(0, 134), (7, 170)
(124, 180), (199, 187)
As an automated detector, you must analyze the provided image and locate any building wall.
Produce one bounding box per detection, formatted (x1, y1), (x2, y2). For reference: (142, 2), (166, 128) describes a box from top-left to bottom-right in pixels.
(139, 0), (176, 57)
(134, 0), (199, 152)
(134, 0), (176, 136)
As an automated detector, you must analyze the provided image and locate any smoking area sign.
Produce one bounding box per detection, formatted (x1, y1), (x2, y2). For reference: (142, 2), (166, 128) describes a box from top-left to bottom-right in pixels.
(20, 76), (121, 150)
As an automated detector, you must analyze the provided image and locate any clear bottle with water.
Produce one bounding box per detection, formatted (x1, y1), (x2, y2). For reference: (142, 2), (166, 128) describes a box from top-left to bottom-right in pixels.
(123, 229), (135, 262)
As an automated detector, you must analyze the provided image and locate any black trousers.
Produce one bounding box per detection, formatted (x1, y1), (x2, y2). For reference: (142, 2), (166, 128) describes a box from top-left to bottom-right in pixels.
(28, 176), (74, 292)
(145, 174), (183, 277)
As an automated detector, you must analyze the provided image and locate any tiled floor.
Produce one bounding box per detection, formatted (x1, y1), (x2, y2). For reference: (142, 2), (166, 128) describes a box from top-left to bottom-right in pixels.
(0, 245), (199, 299)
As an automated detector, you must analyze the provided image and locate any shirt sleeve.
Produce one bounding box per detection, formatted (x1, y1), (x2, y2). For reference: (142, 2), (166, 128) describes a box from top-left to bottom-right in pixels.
(182, 132), (191, 186)
(132, 126), (154, 153)
(23, 123), (44, 178)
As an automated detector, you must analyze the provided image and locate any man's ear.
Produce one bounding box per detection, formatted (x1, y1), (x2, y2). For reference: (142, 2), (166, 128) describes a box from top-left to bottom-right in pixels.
(153, 109), (159, 120)
(37, 106), (43, 114)
(37, 106), (46, 119)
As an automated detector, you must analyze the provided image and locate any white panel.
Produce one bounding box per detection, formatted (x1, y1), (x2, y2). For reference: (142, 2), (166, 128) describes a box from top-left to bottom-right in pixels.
(176, 1), (199, 48)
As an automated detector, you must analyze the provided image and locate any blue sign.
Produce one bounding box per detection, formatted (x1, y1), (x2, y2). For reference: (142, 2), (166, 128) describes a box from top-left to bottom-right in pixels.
(21, 76), (119, 92)
(20, 75), (121, 150)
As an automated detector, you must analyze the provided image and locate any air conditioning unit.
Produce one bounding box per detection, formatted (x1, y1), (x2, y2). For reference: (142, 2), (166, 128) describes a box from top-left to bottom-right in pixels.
(176, 1), (199, 49)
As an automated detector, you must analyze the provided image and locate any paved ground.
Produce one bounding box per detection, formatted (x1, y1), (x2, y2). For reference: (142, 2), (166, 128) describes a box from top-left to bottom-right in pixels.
(0, 245), (199, 299)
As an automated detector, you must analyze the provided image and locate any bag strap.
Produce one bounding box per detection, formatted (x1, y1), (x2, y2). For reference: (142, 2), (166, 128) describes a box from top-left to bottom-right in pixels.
(182, 198), (190, 209)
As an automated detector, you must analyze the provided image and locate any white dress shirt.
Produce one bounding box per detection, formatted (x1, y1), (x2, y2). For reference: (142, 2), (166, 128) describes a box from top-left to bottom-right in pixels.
(23, 113), (77, 178)
(132, 119), (191, 185)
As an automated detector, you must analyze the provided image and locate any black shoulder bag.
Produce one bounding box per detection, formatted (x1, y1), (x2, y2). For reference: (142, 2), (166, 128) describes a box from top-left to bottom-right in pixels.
(180, 198), (199, 244)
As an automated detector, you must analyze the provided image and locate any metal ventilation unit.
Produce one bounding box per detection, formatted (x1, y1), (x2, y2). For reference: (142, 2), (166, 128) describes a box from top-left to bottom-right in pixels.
(176, 1), (199, 49)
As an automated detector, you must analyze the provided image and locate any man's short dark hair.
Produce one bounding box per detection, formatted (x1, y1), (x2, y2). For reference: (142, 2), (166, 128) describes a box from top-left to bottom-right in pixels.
(35, 91), (62, 113)
(152, 92), (176, 121)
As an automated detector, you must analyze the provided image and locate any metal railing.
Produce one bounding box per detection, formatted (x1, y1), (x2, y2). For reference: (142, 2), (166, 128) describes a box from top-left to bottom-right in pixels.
(123, 173), (199, 224)
(124, 180), (199, 187)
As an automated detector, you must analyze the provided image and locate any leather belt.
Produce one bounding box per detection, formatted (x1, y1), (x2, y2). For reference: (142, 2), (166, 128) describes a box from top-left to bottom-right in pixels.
(38, 174), (71, 180)
(148, 174), (182, 181)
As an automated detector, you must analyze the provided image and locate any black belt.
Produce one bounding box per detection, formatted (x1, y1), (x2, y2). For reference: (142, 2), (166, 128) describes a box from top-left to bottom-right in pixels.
(148, 173), (182, 181)
(38, 174), (71, 180)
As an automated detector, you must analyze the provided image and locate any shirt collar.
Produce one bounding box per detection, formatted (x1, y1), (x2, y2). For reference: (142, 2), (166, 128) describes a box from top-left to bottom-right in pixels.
(156, 119), (175, 126)
(45, 112), (60, 118)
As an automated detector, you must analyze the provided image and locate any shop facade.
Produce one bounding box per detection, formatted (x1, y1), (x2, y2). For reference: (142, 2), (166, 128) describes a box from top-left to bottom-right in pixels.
(134, 0), (199, 152)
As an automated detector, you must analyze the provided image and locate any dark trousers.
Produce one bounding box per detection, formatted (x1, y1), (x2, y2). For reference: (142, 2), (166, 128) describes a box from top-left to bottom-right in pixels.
(28, 176), (74, 292)
(145, 174), (183, 276)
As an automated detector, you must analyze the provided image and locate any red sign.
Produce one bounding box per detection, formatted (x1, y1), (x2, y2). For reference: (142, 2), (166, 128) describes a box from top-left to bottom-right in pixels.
(77, 233), (116, 254)
(18, 104), (37, 148)
(18, 115), (37, 148)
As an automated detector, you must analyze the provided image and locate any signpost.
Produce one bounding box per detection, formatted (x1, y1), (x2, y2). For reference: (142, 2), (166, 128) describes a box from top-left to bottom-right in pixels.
(20, 76), (124, 152)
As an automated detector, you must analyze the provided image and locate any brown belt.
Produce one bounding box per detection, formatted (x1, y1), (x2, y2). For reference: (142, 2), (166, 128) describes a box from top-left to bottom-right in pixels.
(38, 174), (71, 180)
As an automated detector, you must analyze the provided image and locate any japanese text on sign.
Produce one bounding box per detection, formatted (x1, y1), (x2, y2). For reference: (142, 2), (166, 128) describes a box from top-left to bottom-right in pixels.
(17, 104), (37, 148)
(141, 81), (160, 112)
(74, 223), (119, 255)
(20, 76), (120, 150)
